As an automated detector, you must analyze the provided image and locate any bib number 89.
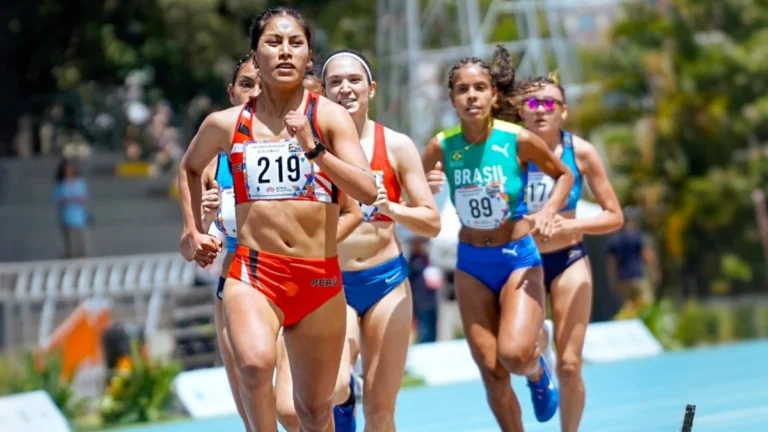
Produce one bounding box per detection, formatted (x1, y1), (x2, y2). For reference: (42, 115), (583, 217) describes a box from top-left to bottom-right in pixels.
(469, 197), (493, 218)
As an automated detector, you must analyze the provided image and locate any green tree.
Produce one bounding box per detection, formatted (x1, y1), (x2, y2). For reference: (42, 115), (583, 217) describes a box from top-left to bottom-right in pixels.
(572, 0), (768, 297)
(9, 0), (265, 103)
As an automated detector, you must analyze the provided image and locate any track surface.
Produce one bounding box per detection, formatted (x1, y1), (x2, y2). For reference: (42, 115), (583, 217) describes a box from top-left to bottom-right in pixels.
(125, 340), (767, 432)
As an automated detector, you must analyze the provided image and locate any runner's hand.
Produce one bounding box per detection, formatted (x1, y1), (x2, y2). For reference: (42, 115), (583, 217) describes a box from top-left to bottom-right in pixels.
(426, 162), (445, 194)
(373, 183), (392, 216)
(523, 209), (556, 240)
(550, 214), (577, 236)
(284, 111), (315, 152)
(201, 180), (220, 226)
(188, 232), (222, 268)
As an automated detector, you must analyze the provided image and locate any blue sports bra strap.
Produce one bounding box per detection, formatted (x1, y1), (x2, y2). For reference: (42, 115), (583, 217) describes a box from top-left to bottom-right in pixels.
(561, 130), (573, 148)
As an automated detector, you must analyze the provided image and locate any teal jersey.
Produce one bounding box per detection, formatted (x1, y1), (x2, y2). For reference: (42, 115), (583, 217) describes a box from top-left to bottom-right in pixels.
(438, 120), (527, 230)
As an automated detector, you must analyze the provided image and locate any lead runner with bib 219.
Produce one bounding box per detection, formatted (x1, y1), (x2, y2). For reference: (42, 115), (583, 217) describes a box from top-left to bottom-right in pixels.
(422, 45), (574, 430)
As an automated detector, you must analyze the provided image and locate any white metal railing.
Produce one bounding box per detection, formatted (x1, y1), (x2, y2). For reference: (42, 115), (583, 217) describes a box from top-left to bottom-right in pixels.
(0, 253), (197, 348)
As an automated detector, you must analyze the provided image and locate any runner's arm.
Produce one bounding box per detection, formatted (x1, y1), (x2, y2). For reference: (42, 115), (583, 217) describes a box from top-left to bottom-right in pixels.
(383, 133), (441, 237)
(315, 101), (377, 205)
(179, 112), (229, 239)
(180, 158), (218, 261)
(422, 135), (445, 173)
(337, 192), (363, 243)
(571, 137), (623, 235)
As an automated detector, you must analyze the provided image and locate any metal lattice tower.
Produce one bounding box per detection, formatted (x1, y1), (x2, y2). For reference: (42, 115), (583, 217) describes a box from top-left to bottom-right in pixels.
(375, 0), (626, 149)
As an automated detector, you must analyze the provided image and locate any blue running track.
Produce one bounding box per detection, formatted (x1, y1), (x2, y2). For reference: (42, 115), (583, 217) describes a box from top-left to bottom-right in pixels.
(121, 340), (768, 432)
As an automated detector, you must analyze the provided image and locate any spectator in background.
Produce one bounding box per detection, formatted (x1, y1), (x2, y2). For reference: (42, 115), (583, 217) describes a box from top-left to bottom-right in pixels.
(122, 124), (146, 161)
(53, 159), (90, 259)
(13, 115), (34, 158)
(408, 237), (440, 343)
(147, 101), (182, 177)
(40, 102), (65, 155)
(607, 206), (660, 318)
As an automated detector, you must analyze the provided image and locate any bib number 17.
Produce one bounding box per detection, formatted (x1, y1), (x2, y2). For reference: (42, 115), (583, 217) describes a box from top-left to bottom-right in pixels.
(469, 197), (493, 218)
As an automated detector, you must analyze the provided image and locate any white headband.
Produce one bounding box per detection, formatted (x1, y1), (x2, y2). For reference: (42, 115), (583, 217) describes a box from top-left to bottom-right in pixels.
(321, 52), (373, 83)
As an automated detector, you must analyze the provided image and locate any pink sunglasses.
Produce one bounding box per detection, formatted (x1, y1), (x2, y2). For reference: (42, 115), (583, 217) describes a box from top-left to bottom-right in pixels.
(524, 97), (563, 112)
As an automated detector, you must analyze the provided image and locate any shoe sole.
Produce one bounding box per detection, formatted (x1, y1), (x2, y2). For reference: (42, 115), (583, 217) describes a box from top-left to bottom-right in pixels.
(542, 319), (557, 386)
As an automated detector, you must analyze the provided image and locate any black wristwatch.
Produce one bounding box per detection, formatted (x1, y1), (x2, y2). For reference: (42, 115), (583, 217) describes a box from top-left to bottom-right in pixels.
(305, 142), (327, 160)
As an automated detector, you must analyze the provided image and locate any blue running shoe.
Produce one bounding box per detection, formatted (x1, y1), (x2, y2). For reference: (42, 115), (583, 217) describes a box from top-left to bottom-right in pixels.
(527, 356), (559, 422)
(333, 375), (357, 432)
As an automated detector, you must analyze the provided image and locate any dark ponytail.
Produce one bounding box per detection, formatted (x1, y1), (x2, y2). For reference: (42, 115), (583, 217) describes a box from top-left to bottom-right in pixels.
(489, 44), (524, 122)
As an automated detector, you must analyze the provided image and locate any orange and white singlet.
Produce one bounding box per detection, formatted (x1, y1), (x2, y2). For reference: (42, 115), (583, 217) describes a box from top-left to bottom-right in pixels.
(360, 122), (402, 222)
(229, 92), (340, 206)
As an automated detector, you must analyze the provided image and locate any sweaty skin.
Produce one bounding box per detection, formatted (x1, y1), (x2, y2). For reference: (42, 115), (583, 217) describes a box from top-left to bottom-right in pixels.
(513, 82), (622, 432)
(178, 13), (376, 432)
(326, 53), (440, 432)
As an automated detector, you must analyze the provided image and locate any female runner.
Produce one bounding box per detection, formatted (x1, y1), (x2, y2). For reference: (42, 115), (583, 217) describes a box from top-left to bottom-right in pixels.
(276, 49), (441, 432)
(178, 7), (377, 432)
(512, 73), (623, 432)
(180, 53), (259, 430)
(326, 49), (440, 431)
(421, 45), (574, 430)
(183, 57), (364, 431)
(274, 65), (364, 432)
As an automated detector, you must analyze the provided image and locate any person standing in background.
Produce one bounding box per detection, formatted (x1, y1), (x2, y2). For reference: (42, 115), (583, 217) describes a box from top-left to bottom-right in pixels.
(53, 158), (90, 259)
(408, 237), (439, 343)
(607, 206), (660, 318)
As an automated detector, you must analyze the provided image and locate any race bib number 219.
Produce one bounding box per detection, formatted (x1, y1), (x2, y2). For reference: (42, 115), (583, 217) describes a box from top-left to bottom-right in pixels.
(243, 140), (314, 200)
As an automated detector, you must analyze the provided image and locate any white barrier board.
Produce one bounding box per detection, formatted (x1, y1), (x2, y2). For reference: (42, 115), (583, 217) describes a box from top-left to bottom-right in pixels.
(0, 390), (71, 432)
(406, 319), (663, 386)
(175, 319), (662, 408)
(173, 367), (237, 418)
(582, 318), (664, 363)
(405, 339), (480, 386)
(174, 366), (278, 418)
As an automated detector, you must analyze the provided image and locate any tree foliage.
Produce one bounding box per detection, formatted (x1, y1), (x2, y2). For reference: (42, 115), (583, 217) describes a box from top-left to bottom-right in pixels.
(9, 0), (375, 107)
(572, 0), (768, 296)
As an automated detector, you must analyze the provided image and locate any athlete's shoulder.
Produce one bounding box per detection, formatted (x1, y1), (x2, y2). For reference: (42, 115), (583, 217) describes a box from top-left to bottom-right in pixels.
(570, 133), (605, 175)
(569, 132), (599, 160)
(435, 124), (462, 142)
(381, 124), (415, 149)
(492, 119), (523, 135)
(314, 93), (348, 118)
(211, 104), (245, 125)
(198, 105), (242, 138)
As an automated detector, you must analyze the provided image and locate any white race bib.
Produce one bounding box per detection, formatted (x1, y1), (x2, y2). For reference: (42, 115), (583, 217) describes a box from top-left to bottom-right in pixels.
(526, 171), (555, 212)
(215, 188), (237, 237)
(454, 183), (510, 230)
(243, 140), (315, 200)
(360, 171), (385, 222)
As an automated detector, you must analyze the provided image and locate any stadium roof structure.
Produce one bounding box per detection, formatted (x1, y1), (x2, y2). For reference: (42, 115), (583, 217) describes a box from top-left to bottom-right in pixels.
(375, 0), (628, 149)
